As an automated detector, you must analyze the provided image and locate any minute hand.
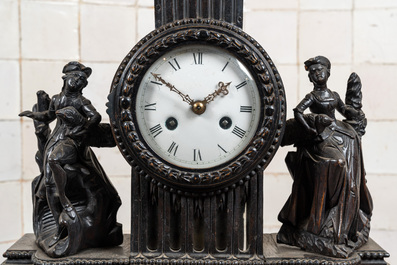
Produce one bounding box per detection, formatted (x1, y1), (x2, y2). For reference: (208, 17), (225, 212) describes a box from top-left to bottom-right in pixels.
(151, 73), (194, 105)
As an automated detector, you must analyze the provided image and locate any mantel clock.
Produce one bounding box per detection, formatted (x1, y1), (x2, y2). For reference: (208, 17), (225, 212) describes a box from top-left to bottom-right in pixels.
(0, 1), (390, 265)
(107, 1), (286, 264)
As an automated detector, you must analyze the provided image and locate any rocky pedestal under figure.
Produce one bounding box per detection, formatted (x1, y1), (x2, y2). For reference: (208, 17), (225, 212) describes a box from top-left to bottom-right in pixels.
(19, 62), (123, 258)
(277, 56), (373, 258)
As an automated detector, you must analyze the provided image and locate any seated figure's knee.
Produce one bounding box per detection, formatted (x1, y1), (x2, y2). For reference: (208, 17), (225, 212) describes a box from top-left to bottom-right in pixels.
(48, 154), (61, 167)
(337, 159), (346, 167)
(45, 177), (56, 187)
(329, 158), (346, 167)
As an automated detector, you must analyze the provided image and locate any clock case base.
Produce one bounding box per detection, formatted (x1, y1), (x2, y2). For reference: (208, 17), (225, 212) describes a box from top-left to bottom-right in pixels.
(2, 234), (389, 265)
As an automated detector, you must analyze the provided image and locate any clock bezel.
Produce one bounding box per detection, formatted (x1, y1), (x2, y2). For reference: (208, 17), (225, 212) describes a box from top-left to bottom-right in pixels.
(108, 19), (286, 194)
(135, 44), (262, 170)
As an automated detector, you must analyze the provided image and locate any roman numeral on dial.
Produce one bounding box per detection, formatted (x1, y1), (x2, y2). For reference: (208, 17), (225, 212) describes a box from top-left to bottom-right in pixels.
(222, 61), (229, 72)
(167, 141), (179, 156)
(144, 103), (156, 111)
(232, 126), (246, 138)
(193, 53), (203, 64)
(240, 106), (252, 113)
(150, 81), (163, 86)
(149, 124), (163, 138)
(193, 149), (202, 161)
(217, 144), (227, 154)
(168, 58), (181, 71)
(236, 80), (247, 90)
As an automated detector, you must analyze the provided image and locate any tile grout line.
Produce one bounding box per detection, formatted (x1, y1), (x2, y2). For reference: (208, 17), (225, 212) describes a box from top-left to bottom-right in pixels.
(135, 0), (139, 45)
(18, 0), (25, 238)
(78, 0), (82, 61)
(296, 0), (301, 104)
(351, 0), (355, 70)
(18, 0), (22, 118)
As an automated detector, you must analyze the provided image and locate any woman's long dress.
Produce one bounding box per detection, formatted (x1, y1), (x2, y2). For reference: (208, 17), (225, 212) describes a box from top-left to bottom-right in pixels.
(277, 90), (373, 257)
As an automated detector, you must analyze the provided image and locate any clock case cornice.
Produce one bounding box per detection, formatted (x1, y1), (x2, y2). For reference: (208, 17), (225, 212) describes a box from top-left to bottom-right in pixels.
(154, 0), (244, 29)
(107, 19), (286, 195)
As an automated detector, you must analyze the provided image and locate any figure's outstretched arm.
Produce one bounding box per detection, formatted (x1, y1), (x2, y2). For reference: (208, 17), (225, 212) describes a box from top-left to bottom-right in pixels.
(333, 91), (348, 117)
(19, 96), (56, 122)
(334, 91), (361, 119)
(294, 94), (317, 136)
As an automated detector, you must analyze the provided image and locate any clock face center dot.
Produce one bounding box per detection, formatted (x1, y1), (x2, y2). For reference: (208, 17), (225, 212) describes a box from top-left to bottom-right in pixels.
(166, 117), (178, 130)
(219, 116), (232, 130)
(192, 101), (206, 115)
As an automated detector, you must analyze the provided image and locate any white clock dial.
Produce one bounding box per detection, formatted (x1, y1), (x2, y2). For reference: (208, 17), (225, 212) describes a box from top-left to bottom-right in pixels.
(136, 44), (261, 169)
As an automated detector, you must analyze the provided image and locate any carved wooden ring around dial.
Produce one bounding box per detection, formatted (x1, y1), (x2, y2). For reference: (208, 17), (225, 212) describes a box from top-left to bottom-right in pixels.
(107, 19), (286, 194)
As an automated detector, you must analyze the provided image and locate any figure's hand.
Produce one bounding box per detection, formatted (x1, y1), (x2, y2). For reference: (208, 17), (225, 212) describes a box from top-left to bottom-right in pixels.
(69, 129), (88, 139)
(307, 127), (318, 136)
(67, 125), (88, 139)
(203, 81), (231, 104)
(345, 106), (359, 118)
(19, 110), (34, 118)
(151, 73), (194, 105)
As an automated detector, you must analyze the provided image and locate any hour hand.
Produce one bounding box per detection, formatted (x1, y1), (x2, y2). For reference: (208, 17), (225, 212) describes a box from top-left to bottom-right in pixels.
(151, 73), (193, 105)
(203, 81), (231, 104)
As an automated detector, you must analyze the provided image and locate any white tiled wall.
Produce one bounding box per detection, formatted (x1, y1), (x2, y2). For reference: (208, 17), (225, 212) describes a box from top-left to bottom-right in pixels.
(0, 0), (395, 263)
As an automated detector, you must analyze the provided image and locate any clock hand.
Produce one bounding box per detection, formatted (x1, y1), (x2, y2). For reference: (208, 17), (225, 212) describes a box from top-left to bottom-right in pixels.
(190, 82), (232, 115)
(203, 81), (231, 104)
(151, 73), (194, 105)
